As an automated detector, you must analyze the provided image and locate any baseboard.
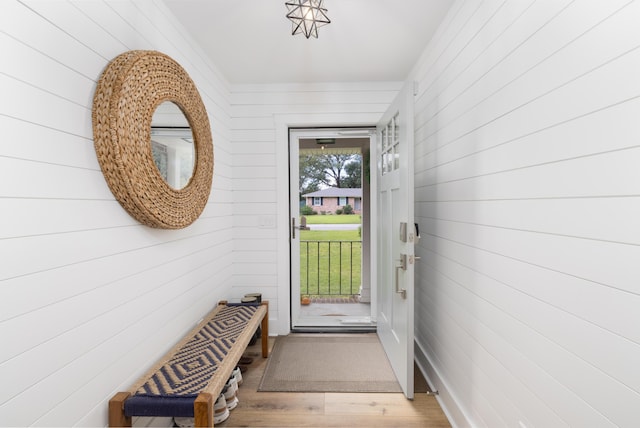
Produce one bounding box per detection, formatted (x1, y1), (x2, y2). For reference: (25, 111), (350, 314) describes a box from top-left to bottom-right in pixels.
(415, 339), (473, 428)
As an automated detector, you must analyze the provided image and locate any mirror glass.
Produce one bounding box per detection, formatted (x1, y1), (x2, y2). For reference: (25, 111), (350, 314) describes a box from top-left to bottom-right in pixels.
(150, 102), (195, 189)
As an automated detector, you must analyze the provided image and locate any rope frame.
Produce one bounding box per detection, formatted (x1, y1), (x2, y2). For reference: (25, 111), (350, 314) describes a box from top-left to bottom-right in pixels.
(92, 50), (213, 229)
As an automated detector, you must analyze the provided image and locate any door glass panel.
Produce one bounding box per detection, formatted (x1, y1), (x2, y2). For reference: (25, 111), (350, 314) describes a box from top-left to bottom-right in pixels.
(393, 113), (400, 170)
(381, 127), (388, 174)
(291, 129), (374, 331)
(380, 113), (401, 174)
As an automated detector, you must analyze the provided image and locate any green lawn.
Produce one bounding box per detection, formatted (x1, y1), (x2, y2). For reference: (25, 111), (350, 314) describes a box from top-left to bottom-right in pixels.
(300, 230), (360, 241)
(299, 229), (361, 297)
(302, 214), (361, 224)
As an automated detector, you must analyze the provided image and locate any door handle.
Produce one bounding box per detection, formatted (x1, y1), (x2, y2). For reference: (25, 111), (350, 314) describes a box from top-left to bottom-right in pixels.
(395, 254), (407, 299)
(291, 217), (296, 239)
(292, 217), (308, 239)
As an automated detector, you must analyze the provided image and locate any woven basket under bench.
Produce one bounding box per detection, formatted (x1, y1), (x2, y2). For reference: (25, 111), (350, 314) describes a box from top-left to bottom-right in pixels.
(109, 300), (269, 427)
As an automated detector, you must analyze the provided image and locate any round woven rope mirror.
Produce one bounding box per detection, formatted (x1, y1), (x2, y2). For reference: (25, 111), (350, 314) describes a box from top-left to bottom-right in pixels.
(92, 50), (213, 229)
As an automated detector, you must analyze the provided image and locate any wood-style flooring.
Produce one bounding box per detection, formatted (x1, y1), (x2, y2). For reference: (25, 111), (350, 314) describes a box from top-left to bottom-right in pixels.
(221, 336), (451, 428)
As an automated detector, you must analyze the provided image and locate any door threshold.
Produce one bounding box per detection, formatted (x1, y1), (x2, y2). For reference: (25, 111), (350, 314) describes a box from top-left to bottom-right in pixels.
(292, 316), (376, 333)
(340, 316), (374, 325)
(292, 325), (376, 333)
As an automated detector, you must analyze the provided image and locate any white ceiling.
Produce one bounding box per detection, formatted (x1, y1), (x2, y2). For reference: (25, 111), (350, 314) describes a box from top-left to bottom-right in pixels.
(163, 0), (455, 84)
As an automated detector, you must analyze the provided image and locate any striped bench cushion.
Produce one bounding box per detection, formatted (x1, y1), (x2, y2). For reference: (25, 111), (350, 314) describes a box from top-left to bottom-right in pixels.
(123, 303), (262, 417)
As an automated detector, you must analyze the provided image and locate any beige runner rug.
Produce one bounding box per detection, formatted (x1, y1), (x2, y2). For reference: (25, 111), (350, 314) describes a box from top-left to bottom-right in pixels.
(258, 334), (403, 393)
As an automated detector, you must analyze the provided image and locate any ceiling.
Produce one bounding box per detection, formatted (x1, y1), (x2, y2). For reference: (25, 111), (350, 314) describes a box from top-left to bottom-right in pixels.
(163, 0), (455, 84)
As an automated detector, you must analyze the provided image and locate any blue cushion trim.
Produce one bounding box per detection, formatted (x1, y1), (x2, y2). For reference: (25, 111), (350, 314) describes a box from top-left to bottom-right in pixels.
(124, 394), (197, 417)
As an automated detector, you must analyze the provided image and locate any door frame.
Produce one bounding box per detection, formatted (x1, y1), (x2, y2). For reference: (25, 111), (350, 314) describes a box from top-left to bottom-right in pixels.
(288, 127), (376, 330)
(274, 113), (383, 335)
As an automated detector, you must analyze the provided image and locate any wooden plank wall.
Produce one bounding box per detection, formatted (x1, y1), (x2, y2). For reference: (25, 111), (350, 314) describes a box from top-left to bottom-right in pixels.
(0, 1), (233, 426)
(411, 0), (640, 427)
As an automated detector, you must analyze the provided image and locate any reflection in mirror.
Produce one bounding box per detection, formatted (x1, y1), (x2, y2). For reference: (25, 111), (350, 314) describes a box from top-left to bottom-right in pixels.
(150, 102), (195, 189)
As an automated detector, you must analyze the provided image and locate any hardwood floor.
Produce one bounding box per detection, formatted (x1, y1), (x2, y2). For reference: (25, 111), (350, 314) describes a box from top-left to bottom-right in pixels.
(221, 337), (451, 428)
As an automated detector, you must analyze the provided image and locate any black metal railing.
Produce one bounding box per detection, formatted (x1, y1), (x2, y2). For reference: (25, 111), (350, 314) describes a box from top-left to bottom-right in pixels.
(300, 240), (362, 296)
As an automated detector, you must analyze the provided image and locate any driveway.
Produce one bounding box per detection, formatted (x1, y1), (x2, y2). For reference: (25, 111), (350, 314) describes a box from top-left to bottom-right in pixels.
(307, 224), (360, 230)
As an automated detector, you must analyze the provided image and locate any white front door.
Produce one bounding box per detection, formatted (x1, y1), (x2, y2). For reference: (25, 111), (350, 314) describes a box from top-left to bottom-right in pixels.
(376, 82), (415, 399)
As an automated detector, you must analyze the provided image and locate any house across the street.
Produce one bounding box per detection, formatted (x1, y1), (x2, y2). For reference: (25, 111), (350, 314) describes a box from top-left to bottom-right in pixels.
(302, 187), (362, 214)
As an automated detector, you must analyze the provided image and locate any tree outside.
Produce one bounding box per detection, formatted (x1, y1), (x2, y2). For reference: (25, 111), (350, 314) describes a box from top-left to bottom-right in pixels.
(299, 153), (361, 196)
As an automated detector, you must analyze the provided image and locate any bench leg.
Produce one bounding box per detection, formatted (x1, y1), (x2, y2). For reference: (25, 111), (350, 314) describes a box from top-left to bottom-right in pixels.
(194, 392), (214, 427)
(261, 301), (269, 358)
(108, 392), (131, 427)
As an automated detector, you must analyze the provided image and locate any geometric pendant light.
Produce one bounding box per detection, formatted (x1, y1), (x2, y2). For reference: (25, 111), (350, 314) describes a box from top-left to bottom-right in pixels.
(285, 0), (331, 39)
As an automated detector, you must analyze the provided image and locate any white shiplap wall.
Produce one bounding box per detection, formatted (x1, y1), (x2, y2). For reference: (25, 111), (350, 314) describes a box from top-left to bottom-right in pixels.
(0, 1), (232, 426)
(230, 82), (400, 333)
(412, 0), (640, 427)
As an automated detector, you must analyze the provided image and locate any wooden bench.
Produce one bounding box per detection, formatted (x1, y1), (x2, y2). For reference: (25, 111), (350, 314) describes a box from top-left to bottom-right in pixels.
(108, 300), (269, 427)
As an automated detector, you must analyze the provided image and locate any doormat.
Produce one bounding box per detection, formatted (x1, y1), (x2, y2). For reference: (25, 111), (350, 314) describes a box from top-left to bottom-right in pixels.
(258, 334), (402, 393)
